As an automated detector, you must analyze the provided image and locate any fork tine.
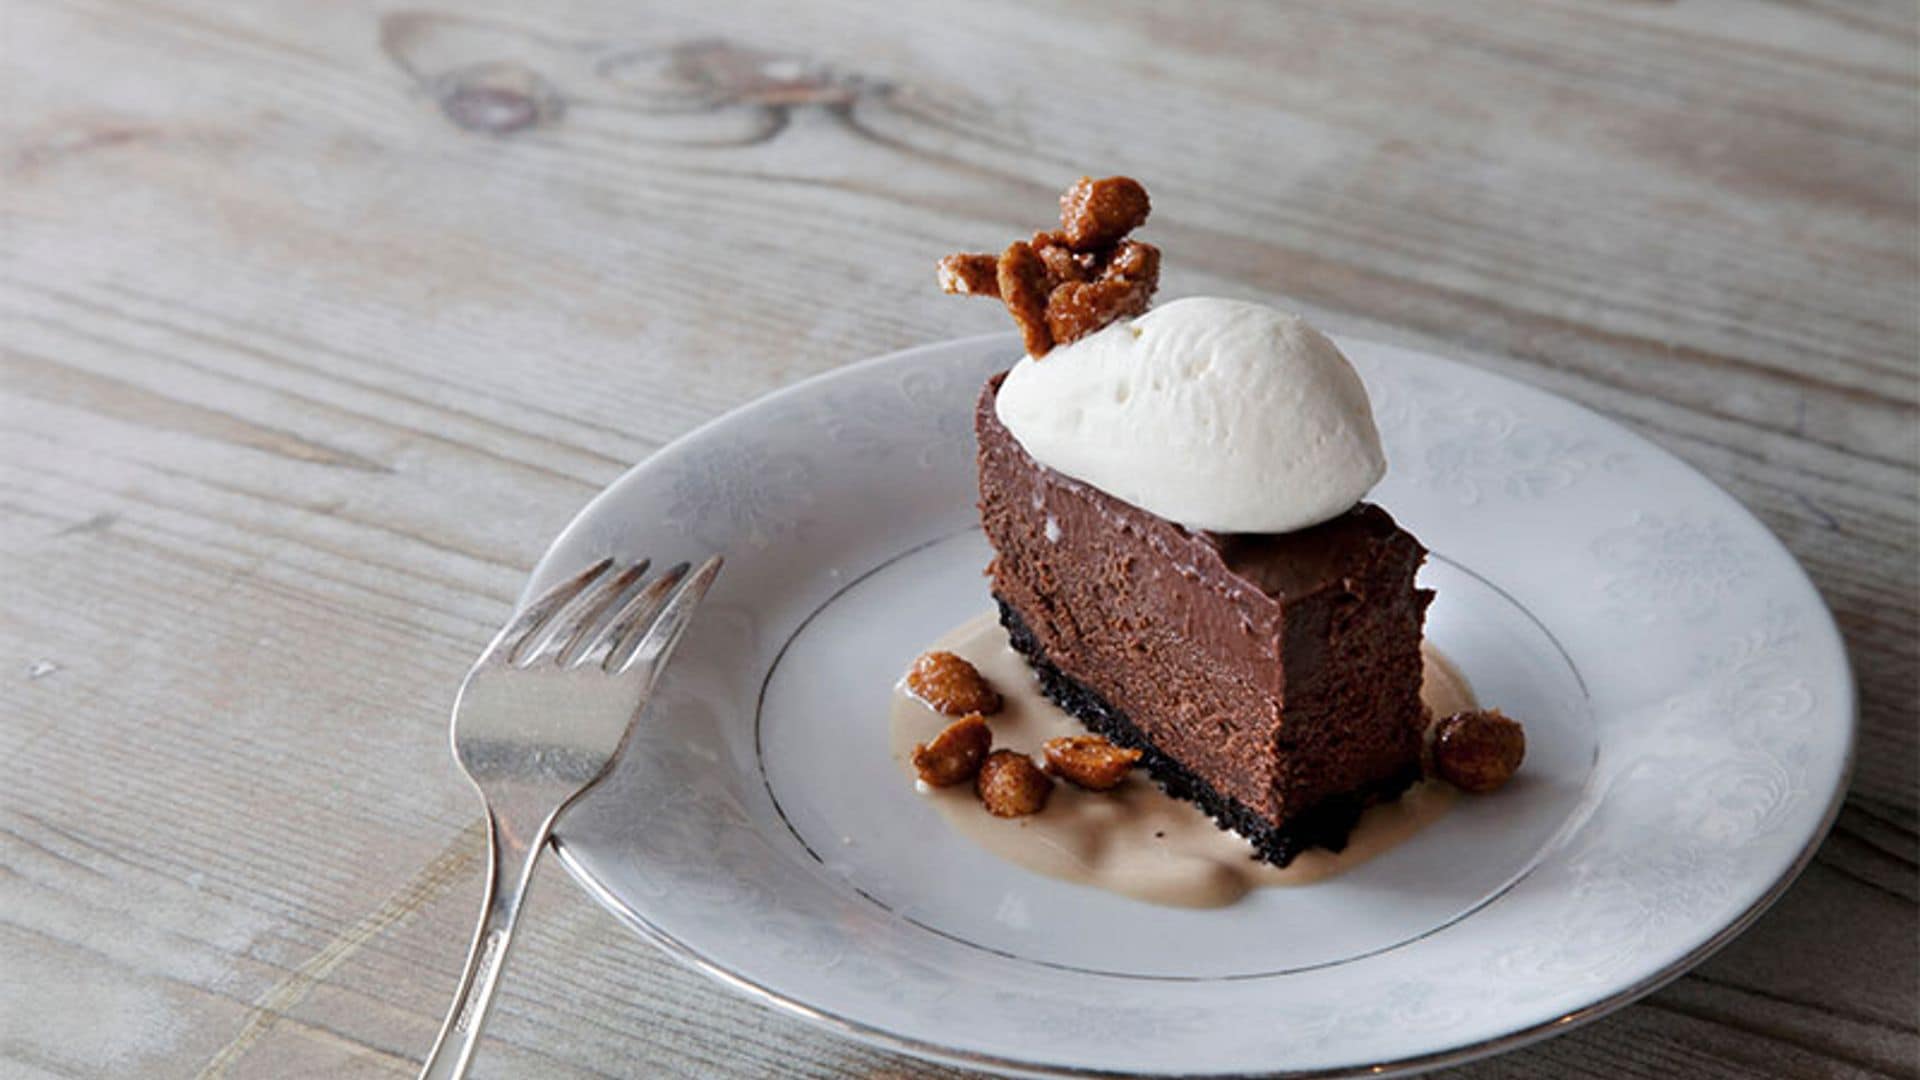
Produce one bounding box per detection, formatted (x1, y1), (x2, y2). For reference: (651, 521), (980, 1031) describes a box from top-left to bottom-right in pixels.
(575, 561), (689, 669)
(606, 555), (723, 675)
(554, 559), (652, 668)
(487, 557), (614, 662)
(511, 559), (647, 667)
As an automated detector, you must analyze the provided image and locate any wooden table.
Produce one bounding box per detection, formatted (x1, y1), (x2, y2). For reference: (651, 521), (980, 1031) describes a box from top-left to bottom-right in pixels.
(4, 1), (1914, 1076)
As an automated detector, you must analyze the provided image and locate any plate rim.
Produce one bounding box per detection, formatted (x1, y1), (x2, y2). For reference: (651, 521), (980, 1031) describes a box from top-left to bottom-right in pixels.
(553, 794), (1840, 1080)
(539, 331), (1857, 1078)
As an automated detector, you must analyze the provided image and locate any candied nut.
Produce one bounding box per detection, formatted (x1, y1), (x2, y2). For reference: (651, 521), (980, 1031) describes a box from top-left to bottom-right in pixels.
(940, 176), (1159, 356)
(1432, 709), (1526, 793)
(976, 749), (1053, 816)
(995, 240), (1054, 358)
(1049, 239), (1158, 345)
(1058, 175), (1151, 251)
(1044, 276), (1154, 346)
(1041, 734), (1142, 791)
(937, 252), (1000, 297)
(1105, 238), (1160, 283)
(905, 650), (1003, 716)
(1034, 239), (1091, 285)
(911, 713), (993, 787)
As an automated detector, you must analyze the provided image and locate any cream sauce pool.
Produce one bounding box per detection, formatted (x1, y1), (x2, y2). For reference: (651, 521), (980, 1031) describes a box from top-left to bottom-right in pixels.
(889, 611), (1476, 908)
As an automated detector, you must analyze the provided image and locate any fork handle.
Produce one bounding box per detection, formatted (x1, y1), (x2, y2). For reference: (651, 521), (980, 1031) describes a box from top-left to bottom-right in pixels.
(419, 808), (549, 1080)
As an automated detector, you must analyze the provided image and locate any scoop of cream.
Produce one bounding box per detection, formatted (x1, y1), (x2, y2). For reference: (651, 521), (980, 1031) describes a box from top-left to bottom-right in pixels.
(995, 297), (1385, 534)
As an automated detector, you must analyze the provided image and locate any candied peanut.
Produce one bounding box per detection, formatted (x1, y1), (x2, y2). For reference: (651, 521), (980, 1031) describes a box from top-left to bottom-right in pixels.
(1041, 238), (1158, 346)
(1033, 238), (1091, 285)
(1105, 238), (1160, 283)
(994, 240), (1055, 358)
(911, 713), (992, 787)
(1041, 734), (1142, 791)
(905, 650), (1003, 716)
(1058, 175), (1151, 251)
(976, 749), (1053, 817)
(937, 252), (1000, 297)
(1044, 277), (1154, 346)
(1432, 709), (1526, 793)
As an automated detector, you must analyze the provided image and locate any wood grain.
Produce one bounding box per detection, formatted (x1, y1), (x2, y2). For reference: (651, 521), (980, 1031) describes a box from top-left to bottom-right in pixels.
(1, 0), (1913, 1076)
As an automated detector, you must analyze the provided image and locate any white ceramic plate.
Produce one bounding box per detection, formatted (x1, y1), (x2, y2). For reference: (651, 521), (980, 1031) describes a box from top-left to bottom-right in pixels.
(533, 332), (1852, 1078)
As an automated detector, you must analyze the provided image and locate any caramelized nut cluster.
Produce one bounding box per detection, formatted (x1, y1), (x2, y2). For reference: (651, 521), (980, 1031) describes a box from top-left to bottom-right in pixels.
(938, 176), (1160, 357)
(906, 650), (1003, 716)
(976, 749), (1054, 817)
(910, 713), (992, 788)
(1058, 174), (1151, 249)
(1042, 734), (1143, 791)
(1431, 709), (1526, 793)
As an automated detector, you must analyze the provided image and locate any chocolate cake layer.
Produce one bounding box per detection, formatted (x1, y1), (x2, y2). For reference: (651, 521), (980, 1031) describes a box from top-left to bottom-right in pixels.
(976, 374), (1432, 863)
(997, 597), (1422, 865)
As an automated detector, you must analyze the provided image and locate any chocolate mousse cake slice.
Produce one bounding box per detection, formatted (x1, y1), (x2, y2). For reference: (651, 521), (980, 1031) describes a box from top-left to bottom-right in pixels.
(943, 176), (1433, 866)
(977, 379), (1431, 865)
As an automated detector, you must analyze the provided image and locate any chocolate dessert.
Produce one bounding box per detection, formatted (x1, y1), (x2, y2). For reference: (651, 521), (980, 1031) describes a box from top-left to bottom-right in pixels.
(977, 381), (1431, 865)
(943, 177), (1436, 866)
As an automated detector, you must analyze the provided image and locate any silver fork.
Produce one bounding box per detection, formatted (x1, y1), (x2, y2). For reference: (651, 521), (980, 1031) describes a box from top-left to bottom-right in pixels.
(419, 554), (723, 1080)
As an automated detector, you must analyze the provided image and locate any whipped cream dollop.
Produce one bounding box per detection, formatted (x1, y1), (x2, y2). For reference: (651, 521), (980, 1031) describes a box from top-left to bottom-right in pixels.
(994, 297), (1385, 534)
